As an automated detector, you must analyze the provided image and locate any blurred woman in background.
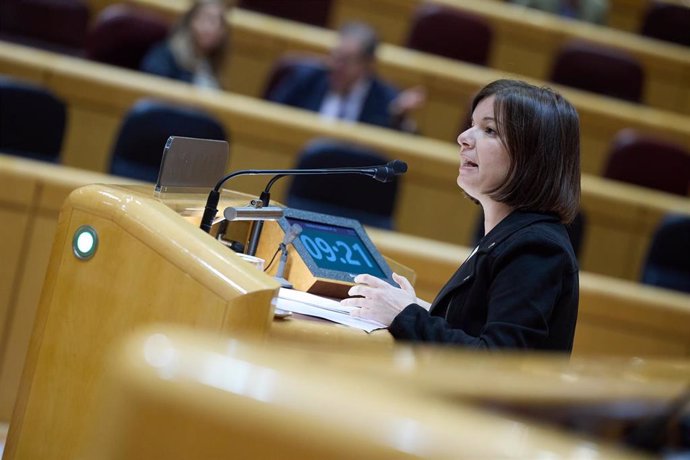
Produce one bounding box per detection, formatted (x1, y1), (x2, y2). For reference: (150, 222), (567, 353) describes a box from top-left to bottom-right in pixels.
(141, 0), (229, 89)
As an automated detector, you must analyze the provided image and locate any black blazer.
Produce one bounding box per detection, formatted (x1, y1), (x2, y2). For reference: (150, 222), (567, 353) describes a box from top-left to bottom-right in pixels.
(389, 211), (579, 352)
(267, 66), (401, 130)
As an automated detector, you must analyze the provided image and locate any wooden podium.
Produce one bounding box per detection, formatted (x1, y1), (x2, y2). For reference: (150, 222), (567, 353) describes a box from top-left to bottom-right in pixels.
(4, 184), (282, 460)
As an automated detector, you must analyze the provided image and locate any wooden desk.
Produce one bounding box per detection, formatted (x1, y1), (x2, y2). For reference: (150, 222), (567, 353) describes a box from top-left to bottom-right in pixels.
(328, 0), (690, 116)
(1, 43), (689, 282)
(123, 2), (690, 176)
(79, 326), (683, 459)
(576, 271), (690, 357)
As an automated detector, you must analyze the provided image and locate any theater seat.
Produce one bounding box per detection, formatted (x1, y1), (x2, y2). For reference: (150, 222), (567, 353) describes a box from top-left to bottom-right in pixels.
(85, 3), (170, 70)
(0, 0), (89, 55)
(641, 215), (690, 293)
(549, 40), (644, 103)
(603, 129), (690, 196)
(640, 2), (690, 47)
(110, 99), (227, 182)
(404, 4), (493, 66)
(237, 0), (333, 27)
(286, 139), (400, 229)
(0, 77), (66, 162)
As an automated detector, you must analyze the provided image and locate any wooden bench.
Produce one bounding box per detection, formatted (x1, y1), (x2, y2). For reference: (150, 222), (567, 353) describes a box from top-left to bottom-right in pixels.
(85, 0), (688, 35)
(327, 0), (690, 117)
(1, 42), (689, 282)
(484, 0), (689, 33)
(121, 1), (690, 177)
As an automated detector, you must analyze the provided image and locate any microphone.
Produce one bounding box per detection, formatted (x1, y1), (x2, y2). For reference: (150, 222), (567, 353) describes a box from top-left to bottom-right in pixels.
(274, 223), (303, 289)
(199, 160), (408, 234)
(373, 159), (408, 183)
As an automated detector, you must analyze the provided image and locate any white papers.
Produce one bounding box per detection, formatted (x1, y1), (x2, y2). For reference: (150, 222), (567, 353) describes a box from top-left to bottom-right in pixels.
(273, 288), (386, 333)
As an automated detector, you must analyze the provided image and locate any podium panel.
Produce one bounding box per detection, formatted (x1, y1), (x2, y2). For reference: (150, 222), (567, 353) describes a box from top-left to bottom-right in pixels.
(0, 155), (143, 422)
(4, 184), (279, 460)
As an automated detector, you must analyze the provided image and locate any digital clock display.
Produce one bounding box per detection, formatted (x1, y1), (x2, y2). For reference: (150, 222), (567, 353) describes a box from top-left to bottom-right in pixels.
(286, 217), (386, 278)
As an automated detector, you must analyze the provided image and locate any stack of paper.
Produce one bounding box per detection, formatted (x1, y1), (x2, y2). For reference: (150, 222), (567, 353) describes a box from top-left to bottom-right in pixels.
(273, 288), (386, 333)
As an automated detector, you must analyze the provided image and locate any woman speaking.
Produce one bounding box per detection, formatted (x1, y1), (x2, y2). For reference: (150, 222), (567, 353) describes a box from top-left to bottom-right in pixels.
(342, 79), (580, 352)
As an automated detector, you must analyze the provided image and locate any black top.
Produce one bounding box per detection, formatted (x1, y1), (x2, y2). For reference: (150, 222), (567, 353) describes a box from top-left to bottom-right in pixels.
(140, 42), (194, 83)
(389, 211), (579, 352)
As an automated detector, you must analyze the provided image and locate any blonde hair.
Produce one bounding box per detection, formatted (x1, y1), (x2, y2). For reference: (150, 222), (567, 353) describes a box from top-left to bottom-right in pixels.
(168, 0), (229, 74)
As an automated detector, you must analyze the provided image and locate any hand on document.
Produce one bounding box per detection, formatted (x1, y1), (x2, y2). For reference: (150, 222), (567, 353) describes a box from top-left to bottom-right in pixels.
(341, 273), (419, 327)
(273, 288), (386, 333)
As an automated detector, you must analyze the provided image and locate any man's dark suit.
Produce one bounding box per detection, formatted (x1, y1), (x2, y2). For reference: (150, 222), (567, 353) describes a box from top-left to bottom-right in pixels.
(389, 211), (579, 352)
(267, 65), (401, 130)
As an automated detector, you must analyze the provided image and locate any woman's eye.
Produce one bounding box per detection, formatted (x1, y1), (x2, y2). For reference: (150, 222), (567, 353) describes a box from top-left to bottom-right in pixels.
(484, 127), (496, 135)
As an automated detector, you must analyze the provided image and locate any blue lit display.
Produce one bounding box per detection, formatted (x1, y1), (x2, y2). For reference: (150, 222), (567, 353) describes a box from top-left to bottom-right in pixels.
(286, 217), (386, 278)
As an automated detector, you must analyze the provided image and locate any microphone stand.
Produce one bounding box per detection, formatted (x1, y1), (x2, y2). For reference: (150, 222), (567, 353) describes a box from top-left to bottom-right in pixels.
(245, 176), (284, 256)
(273, 223), (302, 288)
(199, 162), (408, 255)
(273, 241), (293, 288)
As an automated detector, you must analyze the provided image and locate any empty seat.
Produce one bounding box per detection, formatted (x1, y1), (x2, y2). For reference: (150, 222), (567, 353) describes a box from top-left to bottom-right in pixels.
(641, 215), (690, 293)
(0, 0), (89, 55)
(603, 129), (690, 196)
(0, 77), (66, 162)
(237, 0), (333, 27)
(85, 3), (170, 70)
(286, 139), (400, 229)
(640, 2), (690, 47)
(110, 99), (227, 182)
(549, 40), (644, 103)
(405, 4), (493, 66)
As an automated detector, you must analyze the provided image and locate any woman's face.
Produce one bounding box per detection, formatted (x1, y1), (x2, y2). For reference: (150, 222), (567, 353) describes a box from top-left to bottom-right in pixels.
(457, 95), (511, 202)
(190, 2), (226, 54)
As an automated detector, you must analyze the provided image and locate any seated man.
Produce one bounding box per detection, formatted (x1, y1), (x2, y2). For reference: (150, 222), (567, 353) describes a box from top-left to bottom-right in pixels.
(267, 22), (425, 132)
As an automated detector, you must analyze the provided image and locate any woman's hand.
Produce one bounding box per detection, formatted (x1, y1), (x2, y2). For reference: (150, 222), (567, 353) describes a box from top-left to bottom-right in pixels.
(341, 273), (418, 326)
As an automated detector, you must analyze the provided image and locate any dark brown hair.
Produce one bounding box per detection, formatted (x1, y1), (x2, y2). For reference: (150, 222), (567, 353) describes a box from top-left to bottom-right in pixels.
(471, 79), (581, 223)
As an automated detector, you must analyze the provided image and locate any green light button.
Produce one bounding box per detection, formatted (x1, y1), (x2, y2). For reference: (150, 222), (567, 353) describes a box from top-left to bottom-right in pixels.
(72, 225), (98, 260)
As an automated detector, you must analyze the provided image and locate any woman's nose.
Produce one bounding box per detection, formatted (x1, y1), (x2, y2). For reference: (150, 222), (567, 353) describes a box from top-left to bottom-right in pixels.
(457, 127), (473, 148)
